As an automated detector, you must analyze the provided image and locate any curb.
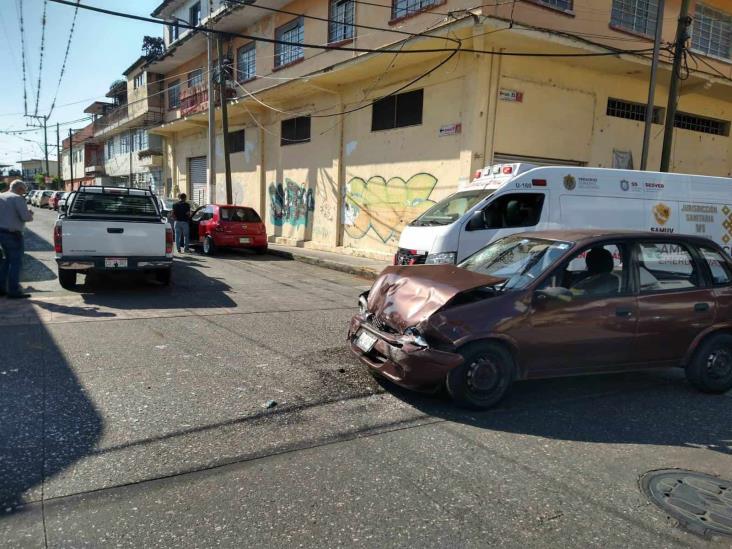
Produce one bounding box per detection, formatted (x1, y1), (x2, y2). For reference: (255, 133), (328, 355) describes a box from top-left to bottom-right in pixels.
(267, 248), (382, 280)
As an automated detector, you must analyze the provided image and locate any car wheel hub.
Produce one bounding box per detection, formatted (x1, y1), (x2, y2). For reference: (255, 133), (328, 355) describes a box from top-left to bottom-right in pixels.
(706, 349), (732, 380)
(467, 357), (500, 393)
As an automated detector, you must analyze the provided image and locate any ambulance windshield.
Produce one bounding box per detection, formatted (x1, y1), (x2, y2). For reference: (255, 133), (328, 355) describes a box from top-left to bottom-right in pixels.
(410, 189), (494, 227)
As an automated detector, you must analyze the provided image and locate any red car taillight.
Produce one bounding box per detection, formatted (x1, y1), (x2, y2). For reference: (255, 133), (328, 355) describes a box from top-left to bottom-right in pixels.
(53, 224), (62, 253)
(165, 227), (173, 254)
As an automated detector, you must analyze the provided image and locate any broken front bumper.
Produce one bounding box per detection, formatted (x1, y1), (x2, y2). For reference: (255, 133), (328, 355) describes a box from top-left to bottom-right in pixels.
(348, 314), (463, 391)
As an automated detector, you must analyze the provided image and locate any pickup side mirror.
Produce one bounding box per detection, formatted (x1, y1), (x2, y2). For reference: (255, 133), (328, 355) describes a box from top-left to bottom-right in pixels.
(466, 210), (486, 231)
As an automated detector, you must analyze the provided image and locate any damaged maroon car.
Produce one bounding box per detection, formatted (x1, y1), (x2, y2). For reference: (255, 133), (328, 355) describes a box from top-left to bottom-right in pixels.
(349, 230), (732, 408)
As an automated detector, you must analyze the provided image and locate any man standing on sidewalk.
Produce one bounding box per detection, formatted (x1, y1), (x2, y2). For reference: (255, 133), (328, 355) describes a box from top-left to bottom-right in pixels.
(0, 180), (34, 299)
(171, 193), (191, 253)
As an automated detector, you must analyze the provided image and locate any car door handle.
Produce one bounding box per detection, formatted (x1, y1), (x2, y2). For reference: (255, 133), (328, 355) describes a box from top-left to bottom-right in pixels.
(694, 302), (710, 312)
(615, 307), (634, 318)
(107, 228), (124, 234)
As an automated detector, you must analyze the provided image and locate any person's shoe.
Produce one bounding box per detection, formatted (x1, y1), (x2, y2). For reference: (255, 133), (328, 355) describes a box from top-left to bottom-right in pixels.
(7, 293), (31, 299)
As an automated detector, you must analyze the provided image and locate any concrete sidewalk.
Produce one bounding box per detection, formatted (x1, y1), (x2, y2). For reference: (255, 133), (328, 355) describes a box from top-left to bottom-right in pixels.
(267, 244), (389, 280)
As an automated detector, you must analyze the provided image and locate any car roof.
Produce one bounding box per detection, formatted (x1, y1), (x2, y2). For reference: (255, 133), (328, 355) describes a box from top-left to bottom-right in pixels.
(515, 229), (718, 246)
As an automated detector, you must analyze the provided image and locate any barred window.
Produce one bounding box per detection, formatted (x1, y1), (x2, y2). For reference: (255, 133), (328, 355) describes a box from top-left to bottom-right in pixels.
(275, 18), (304, 68)
(692, 4), (732, 60)
(530, 0), (573, 11)
(329, 0), (355, 43)
(168, 79), (181, 108)
(281, 116), (311, 146)
(187, 68), (203, 88)
(674, 112), (730, 136)
(237, 43), (256, 82)
(611, 0), (659, 36)
(392, 0), (440, 21)
(606, 98), (663, 124)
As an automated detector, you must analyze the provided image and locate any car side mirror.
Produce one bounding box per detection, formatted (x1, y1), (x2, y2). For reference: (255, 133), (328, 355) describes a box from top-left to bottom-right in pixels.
(466, 210), (486, 231)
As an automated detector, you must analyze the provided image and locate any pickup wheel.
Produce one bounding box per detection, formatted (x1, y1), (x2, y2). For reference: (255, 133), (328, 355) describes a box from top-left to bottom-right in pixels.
(58, 270), (77, 291)
(155, 268), (171, 286)
(202, 236), (216, 256)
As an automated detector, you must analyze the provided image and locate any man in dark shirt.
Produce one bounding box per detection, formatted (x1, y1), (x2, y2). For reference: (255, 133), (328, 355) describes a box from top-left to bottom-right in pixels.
(171, 193), (191, 253)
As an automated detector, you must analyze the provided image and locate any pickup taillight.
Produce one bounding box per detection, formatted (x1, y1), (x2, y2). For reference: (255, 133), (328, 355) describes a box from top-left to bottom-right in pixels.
(165, 227), (173, 254)
(53, 224), (62, 253)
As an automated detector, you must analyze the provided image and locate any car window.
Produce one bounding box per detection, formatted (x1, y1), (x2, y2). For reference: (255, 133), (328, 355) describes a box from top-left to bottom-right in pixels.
(699, 246), (732, 285)
(220, 207), (261, 223)
(636, 242), (702, 292)
(540, 243), (627, 298)
(191, 207), (205, 222)
(481, 193), (545, 229)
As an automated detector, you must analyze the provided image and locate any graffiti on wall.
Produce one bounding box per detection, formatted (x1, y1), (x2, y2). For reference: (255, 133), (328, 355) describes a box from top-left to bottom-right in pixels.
(269, 179), (315, 227)
(344, 173), (438, 243)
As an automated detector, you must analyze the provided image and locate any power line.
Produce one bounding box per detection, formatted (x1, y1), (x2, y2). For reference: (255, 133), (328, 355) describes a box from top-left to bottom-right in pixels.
(48, 0), (655, 58)
(48, 0), (81, 118)
(17, 0), (29, 116)
(34, 0), (49, 116)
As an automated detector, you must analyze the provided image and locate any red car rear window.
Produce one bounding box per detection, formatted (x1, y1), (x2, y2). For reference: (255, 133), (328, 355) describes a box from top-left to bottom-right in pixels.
(220, 207), (261, 223)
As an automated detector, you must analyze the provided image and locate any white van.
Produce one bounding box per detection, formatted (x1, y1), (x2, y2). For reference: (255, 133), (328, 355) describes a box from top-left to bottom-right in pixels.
(396, 164), (732, 265)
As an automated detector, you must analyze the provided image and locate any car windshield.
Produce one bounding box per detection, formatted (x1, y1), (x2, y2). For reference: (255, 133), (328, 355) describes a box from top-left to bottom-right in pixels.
(459, 235), (571, 291)
(411, 189), (494, 226)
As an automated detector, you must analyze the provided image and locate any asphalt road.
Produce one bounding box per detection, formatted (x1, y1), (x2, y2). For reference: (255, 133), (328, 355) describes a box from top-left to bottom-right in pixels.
(1, 207), (730, 548)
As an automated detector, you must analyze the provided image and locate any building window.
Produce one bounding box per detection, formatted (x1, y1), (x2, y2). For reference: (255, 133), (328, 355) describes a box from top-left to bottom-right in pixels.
(692, 4), (732, 60)
(606, 98), (663, 124)
(274, 18), (304, 68)
(189, 2), (201, 26)
(134, 129), (149, 151)
(133, 73), (145, 89)
(168, 79), (181, 108)
(281, 116), (311, 146)
(229, 129), (245, 153)
(106, 140), (114, 160)
(371, 89), (423, 131)
(329, 0), (355, 43)
(610, 0), (659, 36)
(237, 43), (256, 82)
(188, 68), (203, 88)
(528, 0), (573, 11)
(119, 133), (130, 155)
(169, 22), (180, 42)
(674, 112), (730, 136)
(392, 0), (440, 21)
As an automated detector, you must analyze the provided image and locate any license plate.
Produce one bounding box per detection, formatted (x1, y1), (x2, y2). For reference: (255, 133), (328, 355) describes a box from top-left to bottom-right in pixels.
(105, 257), (128, 268)
(239, 237), (250, 244)
(355, 331), (378, 353)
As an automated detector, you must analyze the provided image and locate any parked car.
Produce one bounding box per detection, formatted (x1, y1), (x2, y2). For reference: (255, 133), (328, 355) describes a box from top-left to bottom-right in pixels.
(34, 190), (54, 208)
(26, 190), (37, 204)
(54, 186), (173, 289)
(50, 191), (66, 210)
(189, 204), (268, 255)
(58, 191), (73, 212)
(350, 230), (732, 409)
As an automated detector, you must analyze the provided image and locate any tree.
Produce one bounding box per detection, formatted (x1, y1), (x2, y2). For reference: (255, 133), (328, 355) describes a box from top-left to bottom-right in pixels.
(35, 173), (47, 189)
(51, 176), (63, 190)
(142, 36), (165, 61)
(8, 169), (21, 177)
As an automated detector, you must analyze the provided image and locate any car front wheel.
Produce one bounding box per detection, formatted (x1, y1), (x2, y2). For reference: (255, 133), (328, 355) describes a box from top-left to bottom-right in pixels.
(686, 333), (732, 393)
(446, 342), (516, 409)
(202, 236), (216, 256)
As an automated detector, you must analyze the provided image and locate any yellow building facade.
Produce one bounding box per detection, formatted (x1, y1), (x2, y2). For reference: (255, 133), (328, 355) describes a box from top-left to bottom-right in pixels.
(148, 0), (732, 259)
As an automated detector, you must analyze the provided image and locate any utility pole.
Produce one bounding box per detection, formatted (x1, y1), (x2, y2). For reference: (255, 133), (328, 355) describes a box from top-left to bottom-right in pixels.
(56, 122), (60, 187)
(217, 35), (233, 204)
(43, 116), (49, 177)
(68, 128), (74, 185)
(206, 1), (216, 203)
(129, 129), (134, 187)
(660, 0), (693, 172)
(641, 0), (665, 171)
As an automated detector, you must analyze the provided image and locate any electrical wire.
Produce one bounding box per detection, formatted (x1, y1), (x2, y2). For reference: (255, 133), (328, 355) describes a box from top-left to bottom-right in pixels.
(17, 0), (29, 116)
(34, 0), (49, 116)
(48, 0), (81, 118)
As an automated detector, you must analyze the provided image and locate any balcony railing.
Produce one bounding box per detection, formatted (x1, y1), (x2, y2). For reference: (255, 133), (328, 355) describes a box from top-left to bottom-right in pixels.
(179, 83), (236, 117)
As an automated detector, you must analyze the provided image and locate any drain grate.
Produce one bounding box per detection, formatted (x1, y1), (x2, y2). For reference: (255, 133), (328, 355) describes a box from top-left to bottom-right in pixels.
(641, 469), (732, 538)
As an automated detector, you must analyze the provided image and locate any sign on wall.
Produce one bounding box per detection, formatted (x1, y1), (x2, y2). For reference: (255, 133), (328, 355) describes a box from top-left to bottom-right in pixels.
(439, 123), (462, 137)
(499, 89), (524, 102)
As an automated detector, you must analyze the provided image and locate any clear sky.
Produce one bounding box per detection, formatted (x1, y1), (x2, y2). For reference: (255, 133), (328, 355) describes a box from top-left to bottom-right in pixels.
(0, 0), (161, 170)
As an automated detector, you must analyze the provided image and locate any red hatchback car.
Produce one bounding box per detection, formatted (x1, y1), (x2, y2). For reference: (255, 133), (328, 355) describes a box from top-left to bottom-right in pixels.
(190, 204), (268, 255)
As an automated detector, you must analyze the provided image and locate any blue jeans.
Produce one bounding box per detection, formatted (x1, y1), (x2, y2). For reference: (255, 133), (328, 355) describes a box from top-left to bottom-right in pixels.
(174, 221), (190, 251)
(0, 231), (24, 295)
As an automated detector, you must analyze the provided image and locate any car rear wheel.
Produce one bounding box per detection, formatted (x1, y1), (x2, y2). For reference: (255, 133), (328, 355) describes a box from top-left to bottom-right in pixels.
(447, 342), (515, 409)
(202, 236), (216, 256)
(58, 269), (77, 291)
(686, 333), (732, 394)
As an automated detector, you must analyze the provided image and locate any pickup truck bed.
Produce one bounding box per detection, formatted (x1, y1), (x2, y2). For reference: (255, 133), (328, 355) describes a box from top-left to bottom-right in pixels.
(54, 186), (173, 289)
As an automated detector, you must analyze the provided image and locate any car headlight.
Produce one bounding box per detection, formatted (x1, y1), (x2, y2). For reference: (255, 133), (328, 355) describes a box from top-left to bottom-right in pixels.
(425, 252), (457, 265)
(358, 291), (369, 314)
(404, 327), (429, 348)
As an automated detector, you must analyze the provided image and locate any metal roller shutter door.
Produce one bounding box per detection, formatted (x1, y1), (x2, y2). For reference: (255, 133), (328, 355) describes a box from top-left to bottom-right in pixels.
(188, 156), (207, 204)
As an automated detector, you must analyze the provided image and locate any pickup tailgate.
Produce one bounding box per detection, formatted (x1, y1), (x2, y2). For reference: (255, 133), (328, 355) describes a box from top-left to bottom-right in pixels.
(61, 219), (166, 257)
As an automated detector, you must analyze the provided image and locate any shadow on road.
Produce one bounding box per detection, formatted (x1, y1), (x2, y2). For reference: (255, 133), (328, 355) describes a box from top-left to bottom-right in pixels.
(377, 369), (732, 455)
(0, 309), (102, 514)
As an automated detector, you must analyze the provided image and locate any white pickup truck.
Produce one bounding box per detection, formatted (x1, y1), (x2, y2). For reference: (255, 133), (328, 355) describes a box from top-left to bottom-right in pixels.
(54, 186), (173, 289)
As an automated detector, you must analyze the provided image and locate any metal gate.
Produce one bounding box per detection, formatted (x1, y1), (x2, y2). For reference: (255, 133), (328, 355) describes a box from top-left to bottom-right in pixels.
(188, 156), (207, 204)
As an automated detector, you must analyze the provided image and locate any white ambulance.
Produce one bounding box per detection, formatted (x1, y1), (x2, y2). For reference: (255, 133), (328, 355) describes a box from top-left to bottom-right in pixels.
(395, 164), (732, 265)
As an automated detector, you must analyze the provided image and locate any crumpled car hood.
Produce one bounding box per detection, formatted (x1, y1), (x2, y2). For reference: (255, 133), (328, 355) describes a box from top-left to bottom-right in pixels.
(366, 265), (504, 333)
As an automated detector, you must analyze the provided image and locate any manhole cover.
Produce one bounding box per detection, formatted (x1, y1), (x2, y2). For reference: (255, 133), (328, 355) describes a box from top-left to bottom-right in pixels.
(641, 469), (732, 538)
